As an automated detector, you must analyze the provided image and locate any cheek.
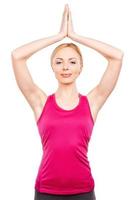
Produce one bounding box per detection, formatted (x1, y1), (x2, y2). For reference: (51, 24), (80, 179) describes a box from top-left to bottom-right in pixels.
(52, 66), (61, 73)
(72, 66), (81, 74)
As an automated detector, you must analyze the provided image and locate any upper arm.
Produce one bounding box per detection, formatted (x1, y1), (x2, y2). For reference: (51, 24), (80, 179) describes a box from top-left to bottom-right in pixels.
(11, 52), (47, 114)
(97, 57), (123, 99)
(87, 56), (124, 120)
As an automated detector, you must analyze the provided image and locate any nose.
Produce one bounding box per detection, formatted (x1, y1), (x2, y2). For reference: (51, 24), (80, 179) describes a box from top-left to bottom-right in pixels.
(63, 64), (70, 70)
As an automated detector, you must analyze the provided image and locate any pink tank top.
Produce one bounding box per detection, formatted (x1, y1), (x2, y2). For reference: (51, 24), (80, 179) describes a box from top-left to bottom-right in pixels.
(34, 93), (95, 195)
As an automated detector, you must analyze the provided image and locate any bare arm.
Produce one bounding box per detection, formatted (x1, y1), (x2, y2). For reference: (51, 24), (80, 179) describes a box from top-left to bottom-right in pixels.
(11, 34), (64, 118)
(11, 4), (68, 122)
(70, 33), (123, 60)
(11, 33), (64, 60)
(67, 6), (124, 122)
(72, 34), (124, 122)
(71, 33), (124, 121)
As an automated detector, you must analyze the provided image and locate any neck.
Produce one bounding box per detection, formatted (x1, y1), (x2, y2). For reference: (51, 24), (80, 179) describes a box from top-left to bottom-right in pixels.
(56, 83), (79, 98)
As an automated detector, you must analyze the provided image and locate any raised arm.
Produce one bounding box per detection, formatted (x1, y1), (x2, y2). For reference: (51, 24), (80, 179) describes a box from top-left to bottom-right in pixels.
(67, 6), (124, 122)
(11, 4), (68, 122)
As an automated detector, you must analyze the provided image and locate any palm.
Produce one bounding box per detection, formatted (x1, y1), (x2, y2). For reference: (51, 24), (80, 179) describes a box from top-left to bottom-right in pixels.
(67, 6), (75, 37)
(59, 4), (68, 38)
(59, 4), (75, 39)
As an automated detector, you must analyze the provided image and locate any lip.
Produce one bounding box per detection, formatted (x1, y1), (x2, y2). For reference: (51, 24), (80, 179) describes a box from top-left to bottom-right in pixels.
(61, 73), (72, 78)
(61, 73), (72, 75)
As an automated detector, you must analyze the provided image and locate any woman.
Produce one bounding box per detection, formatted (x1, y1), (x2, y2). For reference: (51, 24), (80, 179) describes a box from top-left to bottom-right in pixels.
(11, 4), (124, 200)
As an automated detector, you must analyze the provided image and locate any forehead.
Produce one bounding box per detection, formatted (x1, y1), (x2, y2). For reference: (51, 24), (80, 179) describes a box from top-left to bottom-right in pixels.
(53, 47), (80, 60)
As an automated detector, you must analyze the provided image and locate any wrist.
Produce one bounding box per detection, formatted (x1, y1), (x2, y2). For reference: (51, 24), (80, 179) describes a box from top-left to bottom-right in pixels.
(69, 32), (77, 40)
(58, 32), (66, 39)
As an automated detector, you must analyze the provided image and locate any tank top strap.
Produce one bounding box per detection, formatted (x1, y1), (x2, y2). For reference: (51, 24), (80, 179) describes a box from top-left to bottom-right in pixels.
(36, 94), (52, 125)
(81, 95), (94, 125)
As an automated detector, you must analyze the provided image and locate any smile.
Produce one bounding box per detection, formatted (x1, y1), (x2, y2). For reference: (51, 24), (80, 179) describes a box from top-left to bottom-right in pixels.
(61, 74), (72, 78)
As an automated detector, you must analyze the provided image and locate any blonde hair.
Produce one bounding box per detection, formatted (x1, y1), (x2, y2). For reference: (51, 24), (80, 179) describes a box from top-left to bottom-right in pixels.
(50, 43), (83, 67)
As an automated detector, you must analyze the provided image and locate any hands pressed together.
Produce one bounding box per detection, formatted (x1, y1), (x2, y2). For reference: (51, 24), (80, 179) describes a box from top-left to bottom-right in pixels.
(59, 4), (75, 39)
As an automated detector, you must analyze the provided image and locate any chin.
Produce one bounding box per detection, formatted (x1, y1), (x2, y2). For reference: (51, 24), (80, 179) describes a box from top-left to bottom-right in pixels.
(59, 79), (75, 84)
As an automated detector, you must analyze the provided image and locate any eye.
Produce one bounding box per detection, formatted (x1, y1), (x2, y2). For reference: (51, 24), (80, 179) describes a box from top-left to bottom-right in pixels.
(71, 61), (76, 64)
(56, 61), (62, 64)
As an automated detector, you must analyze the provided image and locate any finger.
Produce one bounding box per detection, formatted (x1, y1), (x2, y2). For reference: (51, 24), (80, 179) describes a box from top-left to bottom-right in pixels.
(69, 10), (72, 22)
(64, 4), (68, 13)
(62, 7), (66, 19)
(68, 9), (73, 30)
(66, 4), (69, 11)
(64, 6), (68, 19)
(68, 9), (71, 21)
(67, 9), (69, 21)
(66, 5), (69, 13)
(65, 3), (69, 9)
(63, 4), (67, 14)
(65, 6), (68, 15)
(64, 4), (68, 15)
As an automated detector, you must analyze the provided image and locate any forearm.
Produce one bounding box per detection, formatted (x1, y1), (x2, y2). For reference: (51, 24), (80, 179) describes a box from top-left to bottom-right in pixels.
(70, 33), (124, 60)
(11, 33), (64, 60)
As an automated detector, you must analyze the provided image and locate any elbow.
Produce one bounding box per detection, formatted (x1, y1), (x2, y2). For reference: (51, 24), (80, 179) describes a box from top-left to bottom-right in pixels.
(11, 49), (28, 61)
(116, 49), (124, 60)
(11, 49), (20, 60)
(118, 50), (124, 60)
(107, 50), (124, 62)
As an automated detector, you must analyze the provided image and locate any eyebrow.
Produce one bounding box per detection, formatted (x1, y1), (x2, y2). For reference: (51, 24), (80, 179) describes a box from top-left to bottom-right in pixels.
(56, 57), (77, 60)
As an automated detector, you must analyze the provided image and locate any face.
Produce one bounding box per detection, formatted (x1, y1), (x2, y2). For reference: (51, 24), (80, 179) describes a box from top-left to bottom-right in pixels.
(52, 47), (82, 84)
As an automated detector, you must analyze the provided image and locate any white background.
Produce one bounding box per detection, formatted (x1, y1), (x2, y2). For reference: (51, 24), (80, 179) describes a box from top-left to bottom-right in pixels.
(0, 0), (133, 199)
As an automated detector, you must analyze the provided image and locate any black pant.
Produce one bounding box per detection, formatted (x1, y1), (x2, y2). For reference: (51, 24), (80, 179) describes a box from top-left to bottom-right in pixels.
(34, 189), (96, 200)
